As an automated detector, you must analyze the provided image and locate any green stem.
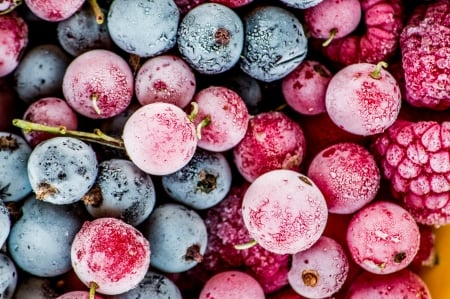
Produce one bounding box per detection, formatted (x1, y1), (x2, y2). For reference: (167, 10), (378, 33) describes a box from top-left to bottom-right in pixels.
(187, 102), (199, 123)
(370, 61), (389, 79)
(89, 281), (99, 299)
(87, 0), (104, 24)
(0, 0), (22, 15)
(234, 239), (258, 250)
(196, 116), (211, 140)
(322, 28), (338, 47)
(12, 119), (125, 149)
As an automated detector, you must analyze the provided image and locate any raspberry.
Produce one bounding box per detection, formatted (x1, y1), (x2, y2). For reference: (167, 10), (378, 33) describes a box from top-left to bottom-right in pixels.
(372, 119), (450, 226)
(197, 183), (290, 294)
(400, 0), (450, 110)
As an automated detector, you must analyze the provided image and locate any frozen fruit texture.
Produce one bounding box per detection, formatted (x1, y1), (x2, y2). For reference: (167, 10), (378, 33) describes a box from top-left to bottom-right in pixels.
(233, 111), (306, 182)
(372, 120), (450, 226)
(71, 218), (150, 295)
(24, 0), (84, 22)
(411, 224), (437, 270)
(346, 268), (431, 298)
(56, 291), (104, 299)
(198, 184), (290, 294)
(307, 142), (380, 214)
(346, 200), (420, 275)
(199, 270), (265, 299)
(400, 0), (450, 110)
(325, 62), (402, 136)
(318, 0), (404, 66)
(281, 60), (331, 116)
(242, 169), (328, 254)
(0, 12), (28, 78)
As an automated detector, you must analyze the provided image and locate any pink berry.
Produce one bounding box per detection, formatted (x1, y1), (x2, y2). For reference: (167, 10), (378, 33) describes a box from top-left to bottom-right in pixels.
(371, 119), (450, 226)
(281, 60), (332, 116)
(307, 142), (380, 214)
(303, 0), (361, 41)
(122, 102), (197, 175)
(209, 0), (254, 8)
(400, 0), (450, 110)
(199, 270), (265, 299)
(325, 62), (402, 136)
(24, 0), (85, 22)
(191, 86), (250, 152)
(233, 111), (306, 182)
(346, 200), (420, 275)
(56, 291), (104, 299)
(242, 169), (328, 255)
(199, 183), (290, 294)
(71, 217), (150, 295)
(411, 224), (437, 270)
(288, 236), (349, 299)
(62, 49), (134, 119)
(0, 12), (28, 78)
(346, 268), (431, 298)
(22, 97), (79, 147)
(318, 0), (404, 66)
(135, 54), (196, 109)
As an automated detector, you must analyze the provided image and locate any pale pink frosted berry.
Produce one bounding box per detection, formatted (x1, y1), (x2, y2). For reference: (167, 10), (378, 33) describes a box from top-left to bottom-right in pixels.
(71, 218), (150, 295)
(372, 119), (450, 226)
(346, 200), (420, 275)
(288, 236), (349, 299)
(24, 0), (84, 22)
(307, 142), (380, 214)
(199, 270), (265, 299)
(0, 12), (28, 78)
(346, 268), (431, 298)
(191, 86), (250, 152)
(325, 62), (402, 136)
(56, 291), (104, 299)
(233, 111), (306, 182)
(242, 169), (328, 255)
(135, 54), (196, 109)
(281, 60), (331, 116)
(400, 0), (450, 110)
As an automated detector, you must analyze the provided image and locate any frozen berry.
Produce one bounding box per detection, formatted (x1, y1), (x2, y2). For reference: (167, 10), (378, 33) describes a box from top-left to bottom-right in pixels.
(199, 271), (265, 299)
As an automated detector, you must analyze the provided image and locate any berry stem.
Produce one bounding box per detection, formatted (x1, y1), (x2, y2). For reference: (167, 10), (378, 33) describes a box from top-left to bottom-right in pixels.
(196, 116), (211, 140)
(89, 281), (99, 299)
(187, 102), (199, 122)
(12, 119), (125, 149)
(370, 61), (389, 79)
(91, 93), (102, 115)
(0, 0), (22, 15)
(322, 28), (338, 47)
(87, 0), (104, 24)
(234, 239), (258, 250)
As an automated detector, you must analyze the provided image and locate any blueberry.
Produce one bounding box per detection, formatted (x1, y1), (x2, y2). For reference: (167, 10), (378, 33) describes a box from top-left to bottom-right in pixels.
(162, 149), (232, 210)
(0, 253), (17, 299)
(240, 5), (308, 82)
(177, 3), (244, 74)
(107, 0), (179, 57)
(0, 132), (32, 203)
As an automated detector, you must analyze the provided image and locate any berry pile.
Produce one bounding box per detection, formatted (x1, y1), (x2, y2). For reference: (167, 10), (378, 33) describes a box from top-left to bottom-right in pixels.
(1, 0), (449, 298)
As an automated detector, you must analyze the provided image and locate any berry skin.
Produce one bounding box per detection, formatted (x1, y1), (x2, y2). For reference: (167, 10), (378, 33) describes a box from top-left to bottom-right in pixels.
(346, 269), (431, 298)
(0, 253), (17, 299)
(177, 3), (244, 75)
(0, 12), (28, 78)
(346, 200), (421, 275)
(107, 0), (179, 58)
(191, 86), (250, 152)
(56, 291), (104, 299)
(240, 5), (308, 82)
(233, 111), (306, 182)
(307, 142), (381, 214)
(198, 184), (290, 294)
(199, 270), (265, 299)
(281, 60), (332, 116)
(24, 0), (84, 22)
(287, 236), (349, 299)
(400, 0), (450, 110)
(325, 62), (402, 136)
(242, 169), (328, 255)
(71, 217), (151, 295)
(0, 201), (9, 247)
(26, 137), (98, 205)
(372, 120), (450, 226)
(122, 102), (198, 176)
(135, 54), (196, 108)
(0, 132), (32, 203)
(62, 49), (134, 119)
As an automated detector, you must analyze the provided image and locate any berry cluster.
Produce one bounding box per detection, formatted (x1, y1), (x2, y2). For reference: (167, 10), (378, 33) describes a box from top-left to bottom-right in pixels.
(1, 0), (449, 298)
